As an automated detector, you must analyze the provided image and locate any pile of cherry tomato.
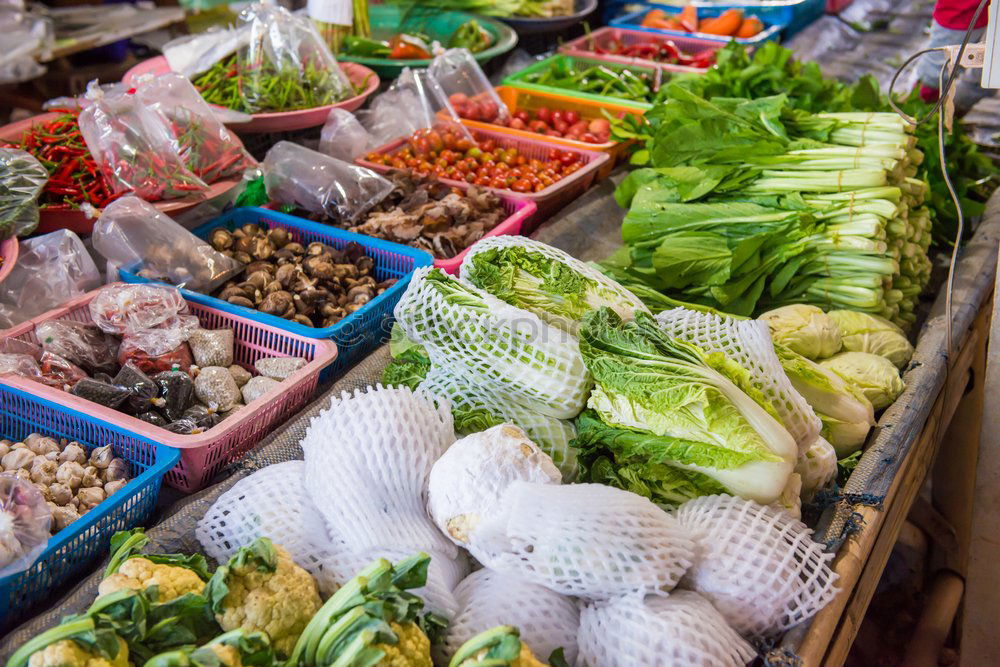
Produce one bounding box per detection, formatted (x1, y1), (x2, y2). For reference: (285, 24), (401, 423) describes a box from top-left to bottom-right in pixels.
(363, 129), (584, 194)
(448, 93), (613, 145)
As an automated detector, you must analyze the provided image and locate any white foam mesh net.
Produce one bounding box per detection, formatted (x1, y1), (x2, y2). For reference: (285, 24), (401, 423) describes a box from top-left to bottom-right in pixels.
(771, 472), (803, 521)
(427, 424), (561, 560)
(195, 461), (343, 594)
(459, 235), (649, 332)
(444, 568), (581, 664)
(674, 494), (839, 637)
(577, 591), (757, 667)
(656, 308), (821, 453)
(796, 436), (838, 502)
(394, 267), (592, 420)
(419, 367), (579, 480)
(477, 481), (695, 600)
(300, 384), (457, 558)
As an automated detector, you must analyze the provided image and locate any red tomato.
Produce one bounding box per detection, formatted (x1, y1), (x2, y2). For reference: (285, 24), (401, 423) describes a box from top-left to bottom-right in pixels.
(480, 100), (499, 121)
(481, 139), (497, 153)
(581, 132), (600, 143)
(427, 131), (444, 152)
(588, 118), (611, 135)
(545, 130), (562, 137)
(564, 110), (580, 124)
(514, 110), (531, 123)
(509, 118), (527, 131)
(528, 120), (549, 133)
(536, 107), (552, 123)
(455, 138), (473, 152)
(449, 92), (469, 107)
(551, 110), (564, 124)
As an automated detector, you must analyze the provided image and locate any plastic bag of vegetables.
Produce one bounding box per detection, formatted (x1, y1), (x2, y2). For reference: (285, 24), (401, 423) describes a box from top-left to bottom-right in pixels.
(395, 267), (592, 420)
(0, 147), (47, 240)
(0, 474), (51, 577)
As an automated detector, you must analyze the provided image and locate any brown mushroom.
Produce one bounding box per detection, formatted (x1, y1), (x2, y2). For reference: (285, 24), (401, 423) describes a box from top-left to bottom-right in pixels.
(249, 237), (275, 261)
(210, 228), (234, 251)
(267, 227), (291, 248)
(245, 270), (272, 290)
(245, 261), (276, 276)
(227, 295), (255, 309)
(306, 242), (328, 257)
(292, 314), (314, 327)
(260, 291), (295, 318)
(284, 242), (306, 255)
(233, 251), (252, 264)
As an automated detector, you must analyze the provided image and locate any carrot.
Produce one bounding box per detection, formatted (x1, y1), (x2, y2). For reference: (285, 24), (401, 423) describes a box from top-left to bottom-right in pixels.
(679, 5), (698, 32)
(641, 8), (668, 26)
(699, 9), (744, 35)
(735, 16), (764, 38)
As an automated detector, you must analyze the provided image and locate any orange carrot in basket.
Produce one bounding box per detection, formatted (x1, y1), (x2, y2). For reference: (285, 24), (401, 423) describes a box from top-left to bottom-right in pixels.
(736, 16), (764, 37)
(642, 8), (668, 26)
(679, 5), (699, 32)
(699, 9), (744, 35)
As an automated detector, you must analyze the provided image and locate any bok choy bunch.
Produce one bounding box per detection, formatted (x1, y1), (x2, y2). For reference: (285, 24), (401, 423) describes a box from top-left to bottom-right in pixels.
(611, 88), (931, 329)
(573, 308), (797, 506)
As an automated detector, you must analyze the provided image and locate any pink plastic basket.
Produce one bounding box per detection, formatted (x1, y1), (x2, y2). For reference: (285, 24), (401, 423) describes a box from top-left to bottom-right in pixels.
(0, 237), (17, 285)
(559, 27), (723, 72)
(123, 57), (380, 134)
(357, 128), (609, 227)
(0, 285), (338, 493)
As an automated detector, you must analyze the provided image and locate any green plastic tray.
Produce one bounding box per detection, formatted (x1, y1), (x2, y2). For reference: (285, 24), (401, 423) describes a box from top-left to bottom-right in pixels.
(502, 54), (663, 111)
(336, 5), (517, 78)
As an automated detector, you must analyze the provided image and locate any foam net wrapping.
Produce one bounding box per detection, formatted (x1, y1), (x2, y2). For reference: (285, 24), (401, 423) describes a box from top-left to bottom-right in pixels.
(394, 267), (592, 420)
(656, 308), (821, 453)
(577, 591), (757, 667)
(771, 472), (803, 521)
(419, 367), (579, 480)
(300, 384), (457, 558)
(427, 424), (561, 559)
(476, 481), (696, 600)
(674, 494), (839, 637)
(796, 436), (838, 502)
(458, 235), (650, 334)
(195, 461), (343, 595)
(444, 568), (581, 664)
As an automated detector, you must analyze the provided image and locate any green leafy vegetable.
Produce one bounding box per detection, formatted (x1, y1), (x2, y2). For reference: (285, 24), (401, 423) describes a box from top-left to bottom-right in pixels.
(105, 529), (213, 582)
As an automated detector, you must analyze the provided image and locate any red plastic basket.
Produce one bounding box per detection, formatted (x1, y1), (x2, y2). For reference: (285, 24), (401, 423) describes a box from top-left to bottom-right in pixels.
(0, 237), (17, 285)
(357, 128), (609, 227)
(0, 285), (338, 492)
(560, 27), (723, 72)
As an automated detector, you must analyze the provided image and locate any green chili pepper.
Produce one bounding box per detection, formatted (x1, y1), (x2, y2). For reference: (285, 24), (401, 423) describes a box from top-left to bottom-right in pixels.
(342, 35), (392, 57)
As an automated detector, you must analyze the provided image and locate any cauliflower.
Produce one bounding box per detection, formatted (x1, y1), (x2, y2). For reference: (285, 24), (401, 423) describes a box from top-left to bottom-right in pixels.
(209, 644), (242, 667)
(374, 622), (432, 667)
(206, 539), (321, 658)
(287, 553), (437, 667)
(450, 626), (546, 667)
(27, 638), (128, 667)
(144, 629), (274, 667)
(98, 556), (206, 602)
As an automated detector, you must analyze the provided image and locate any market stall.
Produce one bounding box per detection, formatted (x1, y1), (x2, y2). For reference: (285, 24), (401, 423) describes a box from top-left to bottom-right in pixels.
(0, 0), (997, 663)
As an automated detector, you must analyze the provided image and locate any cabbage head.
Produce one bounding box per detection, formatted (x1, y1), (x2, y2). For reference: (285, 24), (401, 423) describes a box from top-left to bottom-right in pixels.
(820, 351), (905, 411)
(574, 308), (797, 505)
(760, 304), (842, 360)
(827, 310), (913, 369)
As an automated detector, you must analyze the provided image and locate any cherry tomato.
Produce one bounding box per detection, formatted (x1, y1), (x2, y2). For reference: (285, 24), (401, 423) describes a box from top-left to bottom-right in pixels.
(455, 138), (473, 152)
(581, 132), (600, 143)
(564, 110), (580, 125)
(427, 131), (444, 152)
(551, 110), (564, 124)
(481, 139), (497, 152)
(528, 120), (549, 133)
(536, 107), (552, 123)
(553, 119), (569, 133)
(509, 118), (527, 131)
(534, 182), (546, 192)
(514, 110), (530, 123)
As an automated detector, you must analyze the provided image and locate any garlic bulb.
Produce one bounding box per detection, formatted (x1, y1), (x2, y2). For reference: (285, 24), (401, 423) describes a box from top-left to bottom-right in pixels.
(50, 505), (80, 531)
(82, 466), (102, 489)
(30, 457), (57, 486)
(88, 445), (114, 470)
(104, 479), (127, 496)
(56, 461), (85, 491)
(25, 435), (60, 457)
(47, 483), (72, 506)
(1, 449), (34, 471)
(103, 459), (129, 483)
(58, 444), (86, 465)
(75, 487), (105, 512)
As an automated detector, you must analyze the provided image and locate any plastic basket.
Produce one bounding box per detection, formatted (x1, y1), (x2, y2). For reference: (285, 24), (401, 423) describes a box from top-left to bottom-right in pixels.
(0, 286), (338, 492)
(0, 384), (181, 632)
(357, 127), (610, 224)
(452, 86), (643, 178)
(118, 208), (432, 382)
(501, 54), (665, 111)
(559, 27), (724, 71)
(610, 5), (786, 44)
(434, 192), (537, 274)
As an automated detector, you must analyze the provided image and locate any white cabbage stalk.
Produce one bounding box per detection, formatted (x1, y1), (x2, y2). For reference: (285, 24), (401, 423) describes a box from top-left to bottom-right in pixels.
(821, 351), (906, 410)
(796, 437), (838, 501)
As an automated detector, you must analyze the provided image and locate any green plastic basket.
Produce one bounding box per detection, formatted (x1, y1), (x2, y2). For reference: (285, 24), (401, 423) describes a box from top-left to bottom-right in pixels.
(503, 54), (665, 111)
(336, 5), (518, 78)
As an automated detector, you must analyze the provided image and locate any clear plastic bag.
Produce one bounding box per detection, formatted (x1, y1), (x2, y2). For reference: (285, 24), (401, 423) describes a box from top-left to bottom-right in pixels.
(0, 475), (52, 578)
(93, 196), (244, 293)
(359, 67), (471, 148)
(429, 48), (508, 125)
(89, 284), (199, 357)
(0, 147), (47, 240)
(77, 82), (208, 202)
(0, 229), (101, 330)
(318, 108), (371, 162)
(35, 320), (120, 375)
(134, 73), (255, 184)
(262, 141), (393, 223)
(236, 2), (352, 114)
(163, 25), (248, 79)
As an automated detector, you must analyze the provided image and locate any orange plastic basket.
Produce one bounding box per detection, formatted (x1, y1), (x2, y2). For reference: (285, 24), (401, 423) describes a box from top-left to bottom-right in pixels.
(453, 86), (644, 178)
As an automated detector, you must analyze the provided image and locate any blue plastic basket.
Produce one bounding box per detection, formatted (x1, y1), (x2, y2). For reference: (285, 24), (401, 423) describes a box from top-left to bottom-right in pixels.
(0, 384), (180, 633)
(611, 4), (788, 43)
(118, 207), (433, 382)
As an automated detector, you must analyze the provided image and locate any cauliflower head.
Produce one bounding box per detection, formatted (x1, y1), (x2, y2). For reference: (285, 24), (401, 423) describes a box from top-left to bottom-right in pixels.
(373, 622), (432, 667)
(98, 557), (206, 602)
(27, 638), (128, 667)
(208, 644), (242, 667)
(208, 540), (321, 658)
(450, 626), (547, 667)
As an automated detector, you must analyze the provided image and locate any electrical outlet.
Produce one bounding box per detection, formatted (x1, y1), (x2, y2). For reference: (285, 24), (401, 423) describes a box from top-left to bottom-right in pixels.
(981, 0), (1000, 87)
